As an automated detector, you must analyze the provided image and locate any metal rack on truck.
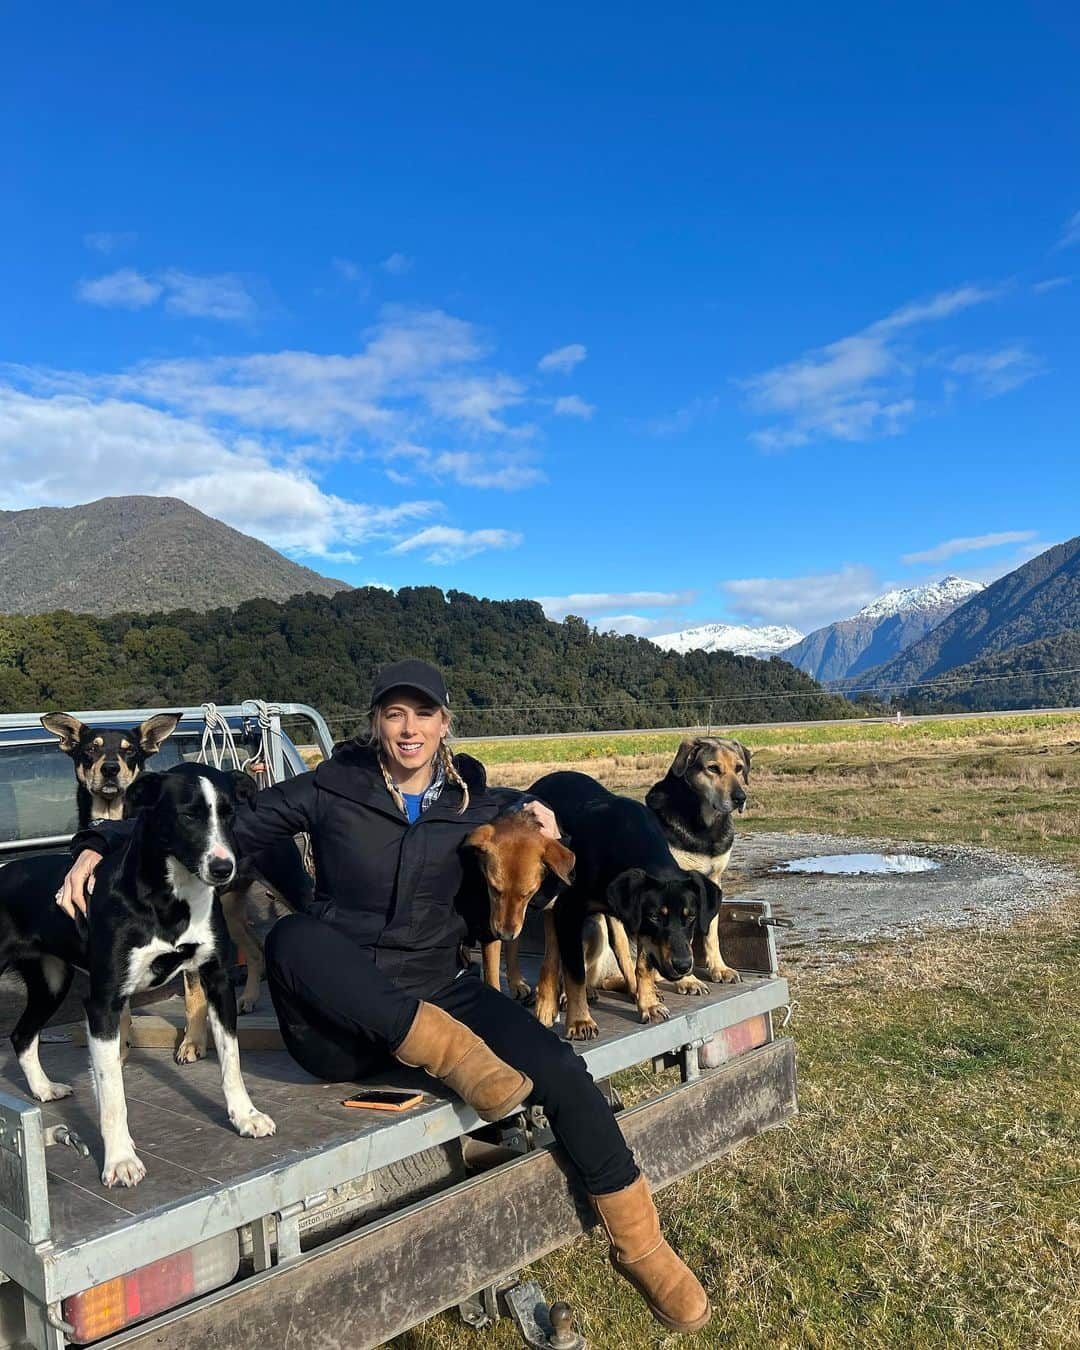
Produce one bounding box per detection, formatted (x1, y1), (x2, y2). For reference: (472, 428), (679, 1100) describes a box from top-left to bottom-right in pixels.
(0, 703), (796, 1350)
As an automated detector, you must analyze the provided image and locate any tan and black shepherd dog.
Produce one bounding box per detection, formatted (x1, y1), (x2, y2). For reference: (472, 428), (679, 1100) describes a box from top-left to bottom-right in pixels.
(645, 737), (751, 985)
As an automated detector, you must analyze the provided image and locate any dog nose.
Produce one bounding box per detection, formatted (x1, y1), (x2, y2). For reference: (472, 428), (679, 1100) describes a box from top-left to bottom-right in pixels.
(733, 788), (746, 807)
(673, 955), (694, 977)
(101, 762), (120, 779)
(207, 857), (235, 883)
(495, 927), (518, 943)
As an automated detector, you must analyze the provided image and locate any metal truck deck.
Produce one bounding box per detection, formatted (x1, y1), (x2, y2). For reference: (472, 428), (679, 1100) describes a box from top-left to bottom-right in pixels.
(0, 967), (789, 1296)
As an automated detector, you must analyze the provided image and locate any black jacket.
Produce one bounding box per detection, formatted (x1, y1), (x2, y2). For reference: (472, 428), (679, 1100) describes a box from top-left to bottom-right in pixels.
(74, 744), (522, 995)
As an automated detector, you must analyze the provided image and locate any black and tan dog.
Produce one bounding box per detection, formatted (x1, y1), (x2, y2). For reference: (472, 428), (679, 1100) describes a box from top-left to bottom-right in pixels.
(529, 772), (726, 1040)
(645, 737), (750, 984)
(42, 712), (181, 826)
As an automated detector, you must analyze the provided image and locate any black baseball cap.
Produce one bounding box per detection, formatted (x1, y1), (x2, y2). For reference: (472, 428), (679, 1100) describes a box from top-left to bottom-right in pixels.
(369, 659), (450, 710)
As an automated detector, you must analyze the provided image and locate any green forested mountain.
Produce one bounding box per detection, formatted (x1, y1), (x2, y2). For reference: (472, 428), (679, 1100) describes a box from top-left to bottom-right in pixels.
(899, 629), (1080, 713)
(0, 587), (857, 736)
(0, 497), (348, 615)
(859, 535), (1080, 696)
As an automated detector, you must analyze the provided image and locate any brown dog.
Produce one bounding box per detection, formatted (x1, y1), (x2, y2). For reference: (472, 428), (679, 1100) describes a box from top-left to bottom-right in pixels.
(464, 813), (575, 1009)
(645, 737), (750, 984)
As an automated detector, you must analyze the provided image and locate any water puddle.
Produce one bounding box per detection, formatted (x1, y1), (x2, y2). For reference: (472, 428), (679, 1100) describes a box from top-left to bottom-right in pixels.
(777, 853), (941, 876)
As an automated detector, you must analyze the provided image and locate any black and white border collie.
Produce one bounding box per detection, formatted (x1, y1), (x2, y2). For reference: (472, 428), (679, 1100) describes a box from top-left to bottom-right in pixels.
(0, 763), (275, 1188)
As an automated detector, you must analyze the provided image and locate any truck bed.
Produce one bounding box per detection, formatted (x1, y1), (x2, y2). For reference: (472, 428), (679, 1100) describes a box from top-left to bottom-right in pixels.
(0, 966), (789, 1305)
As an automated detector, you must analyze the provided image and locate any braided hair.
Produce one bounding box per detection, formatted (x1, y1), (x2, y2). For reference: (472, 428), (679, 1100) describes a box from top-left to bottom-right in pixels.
(363, 701), (468, 815)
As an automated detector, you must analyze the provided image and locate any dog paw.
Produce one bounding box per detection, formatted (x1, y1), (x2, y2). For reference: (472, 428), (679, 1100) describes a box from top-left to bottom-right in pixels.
(585, 986), (600, 1005)
(567, 1017), (600, 1041)
(533, 998), (559, 1027)
(673, 976), (710, 997)
(175, 1037), (206, 1065)
(512, 980), (532, 1003)
(238, 995), (259, 1015)
(102, 1153), (146, 1188)
(232, 1108), (277, 1139)
(34, 1080), (74, 1102)
(640, 1003), (671, 1025)
(708, 965), (742, 985)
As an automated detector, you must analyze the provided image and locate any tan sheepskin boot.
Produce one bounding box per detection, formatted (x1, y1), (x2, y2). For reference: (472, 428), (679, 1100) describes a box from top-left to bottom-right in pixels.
(394, 1002), (532, 1122)
(591, 1173), (711, 1333)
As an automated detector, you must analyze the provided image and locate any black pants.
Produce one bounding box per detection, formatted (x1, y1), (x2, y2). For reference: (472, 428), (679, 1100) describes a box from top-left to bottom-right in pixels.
(264, 912), (638, 1196)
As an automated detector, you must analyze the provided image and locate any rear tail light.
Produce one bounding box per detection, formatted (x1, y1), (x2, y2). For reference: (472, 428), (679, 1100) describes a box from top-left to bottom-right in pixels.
(63, 1230), (239, 1343)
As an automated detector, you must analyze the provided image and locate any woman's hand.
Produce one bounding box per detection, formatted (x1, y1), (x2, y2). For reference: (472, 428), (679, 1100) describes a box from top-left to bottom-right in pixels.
(521, 800), (559, 840)
(55, 850), (102, 920)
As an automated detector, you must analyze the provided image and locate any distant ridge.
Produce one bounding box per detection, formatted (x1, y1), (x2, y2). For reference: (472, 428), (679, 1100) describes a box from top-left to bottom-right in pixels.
(859, 538), (1080, 696)
(652, 621), (804, 659)
(783, 576), (984, 684)
(0, 496), (349, 615)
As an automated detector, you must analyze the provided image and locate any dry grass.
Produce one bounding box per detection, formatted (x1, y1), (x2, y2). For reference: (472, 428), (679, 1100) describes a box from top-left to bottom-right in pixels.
(394, 716), (1080, 1349)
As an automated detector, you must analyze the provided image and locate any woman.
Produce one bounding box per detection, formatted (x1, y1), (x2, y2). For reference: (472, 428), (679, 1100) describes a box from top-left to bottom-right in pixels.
(60, 660), (710, 1334)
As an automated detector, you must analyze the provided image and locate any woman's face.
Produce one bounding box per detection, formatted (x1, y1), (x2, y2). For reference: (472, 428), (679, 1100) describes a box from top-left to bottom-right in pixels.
(376, 688), (450, 779)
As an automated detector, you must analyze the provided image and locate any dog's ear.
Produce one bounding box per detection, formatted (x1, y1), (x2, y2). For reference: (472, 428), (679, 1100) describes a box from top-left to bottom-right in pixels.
(41, 713), (86, 754)
(229, 770), (259, 805)
(137, 713), (181, 755)
(691, 872), (723, 931)
(733, 740), (752, 779)
(464, 823), (496, 853)
(606, 868), (646, 931)
(670, 737), (705, 779)
(542, 837), (576, 887)
(123, 772), (165, 817)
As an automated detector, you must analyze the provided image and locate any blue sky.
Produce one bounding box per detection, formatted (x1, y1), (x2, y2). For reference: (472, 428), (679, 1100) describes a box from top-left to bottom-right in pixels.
(2, 2), (1077, 637)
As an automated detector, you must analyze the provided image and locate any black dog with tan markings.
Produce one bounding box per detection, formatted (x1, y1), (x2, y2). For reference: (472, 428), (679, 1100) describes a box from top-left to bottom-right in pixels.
(528, 771), (726, 1040)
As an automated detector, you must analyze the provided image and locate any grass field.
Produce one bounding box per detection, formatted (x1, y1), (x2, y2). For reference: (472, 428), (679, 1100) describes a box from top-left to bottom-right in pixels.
(398, 714), (1080, 1349)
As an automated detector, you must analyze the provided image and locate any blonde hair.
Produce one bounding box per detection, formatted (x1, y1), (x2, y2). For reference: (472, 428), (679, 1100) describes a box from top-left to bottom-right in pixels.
(364, 700), (470, 815)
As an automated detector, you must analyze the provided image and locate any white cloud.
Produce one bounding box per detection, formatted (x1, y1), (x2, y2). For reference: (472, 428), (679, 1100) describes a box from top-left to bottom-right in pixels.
(0, 385), (436, 560)
(553, 394), (595, 420)
(5, 303), (549, 566)
(643, 395), (722, 438)
(592, 615), (668, 637)
(390, 525), (522, 564)
(945, 347), (1042, 396)
(1033, 276), (1072, 294)
(75, 268), (257, 321)
(83, 231), (137, 255)
(742, 284), (1006, 448)
(381, 252), (414, 275)
(720, 565), (882, 631)
(536, 591), (696, 620)
(538, 343), (587, 374)
(1054, 210), (1080, 251)
(26, 307), (518, 438)
(901, 530), (1037, 565)
(158, 270), (257, 322)
(383, 445), (545, 490)
(76, 269), (163, 309)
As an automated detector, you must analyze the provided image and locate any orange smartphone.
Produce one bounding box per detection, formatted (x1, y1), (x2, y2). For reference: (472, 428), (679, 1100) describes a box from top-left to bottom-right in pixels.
(341, 1089), (424, 1112)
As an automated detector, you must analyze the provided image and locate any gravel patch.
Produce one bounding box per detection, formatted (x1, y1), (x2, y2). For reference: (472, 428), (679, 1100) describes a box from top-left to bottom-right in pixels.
(725, 830), (1078, 960)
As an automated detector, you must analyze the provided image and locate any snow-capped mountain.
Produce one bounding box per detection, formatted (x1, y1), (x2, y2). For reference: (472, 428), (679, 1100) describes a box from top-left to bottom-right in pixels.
(783, 576), (985, 684)
(853, 576), (984, 621)
(652, 622), (805, 659)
